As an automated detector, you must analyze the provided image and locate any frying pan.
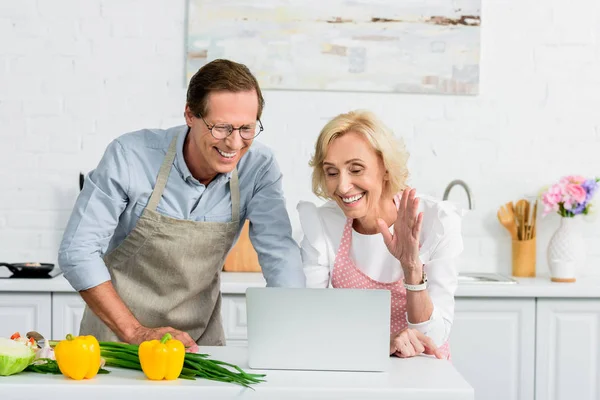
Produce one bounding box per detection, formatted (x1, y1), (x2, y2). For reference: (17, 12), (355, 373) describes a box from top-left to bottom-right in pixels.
(0, 262), (56, 278)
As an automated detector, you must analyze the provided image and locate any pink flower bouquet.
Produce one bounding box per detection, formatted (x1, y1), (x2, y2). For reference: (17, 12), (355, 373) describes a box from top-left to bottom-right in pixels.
(541, 175), (599, 217)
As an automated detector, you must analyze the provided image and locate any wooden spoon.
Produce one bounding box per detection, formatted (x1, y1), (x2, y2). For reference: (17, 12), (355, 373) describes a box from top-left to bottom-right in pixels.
(497, 202), (518, 240)
(531, 200), (538, 239)
(515, 199), (530, 240)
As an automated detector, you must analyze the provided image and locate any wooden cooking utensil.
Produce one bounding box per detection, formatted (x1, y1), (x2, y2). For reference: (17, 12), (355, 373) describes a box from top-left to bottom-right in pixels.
(515, 199), (530, 240)
(530, 200), (538, 239)
(497, 202), (518, 240)
(223, 219), (261, 272)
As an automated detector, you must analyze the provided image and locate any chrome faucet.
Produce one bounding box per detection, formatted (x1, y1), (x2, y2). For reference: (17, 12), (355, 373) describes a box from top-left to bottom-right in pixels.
(442, 179), (474, 210)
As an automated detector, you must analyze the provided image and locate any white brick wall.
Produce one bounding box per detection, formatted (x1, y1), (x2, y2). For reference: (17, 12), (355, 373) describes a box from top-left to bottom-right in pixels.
(1, 0), (599, 277)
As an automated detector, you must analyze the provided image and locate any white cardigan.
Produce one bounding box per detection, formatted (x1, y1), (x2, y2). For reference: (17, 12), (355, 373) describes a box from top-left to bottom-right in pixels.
(296, 194), (465, 346)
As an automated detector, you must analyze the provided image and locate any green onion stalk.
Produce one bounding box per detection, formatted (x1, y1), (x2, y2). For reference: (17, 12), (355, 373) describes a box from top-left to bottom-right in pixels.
(99, 341), (265, 388)
(47, 340), (264, 387)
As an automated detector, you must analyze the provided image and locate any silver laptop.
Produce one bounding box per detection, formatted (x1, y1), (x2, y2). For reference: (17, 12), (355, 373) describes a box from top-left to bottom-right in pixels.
(246, 287), (391, 372)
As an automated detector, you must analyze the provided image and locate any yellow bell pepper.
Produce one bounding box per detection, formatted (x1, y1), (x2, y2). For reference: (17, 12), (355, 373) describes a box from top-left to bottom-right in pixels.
(138, 333), (185, 380)
(55, 334), (101, 380)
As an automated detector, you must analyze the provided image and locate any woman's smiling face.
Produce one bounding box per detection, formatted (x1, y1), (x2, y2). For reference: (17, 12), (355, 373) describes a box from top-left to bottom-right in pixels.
(323, 131), (389, 220)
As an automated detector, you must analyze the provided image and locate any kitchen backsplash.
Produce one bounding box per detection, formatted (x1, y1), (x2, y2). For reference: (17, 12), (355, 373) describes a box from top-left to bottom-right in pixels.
(0, 0), (599, 277)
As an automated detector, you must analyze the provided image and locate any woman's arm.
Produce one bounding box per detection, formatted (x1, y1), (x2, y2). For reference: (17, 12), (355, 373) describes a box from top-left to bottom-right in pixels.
(404, 265), (435, 324)
(297, 201), (331, 288)
(405, 231), (461, 345)
(379, 189), (463, 347)
(299, 236), (330, 288)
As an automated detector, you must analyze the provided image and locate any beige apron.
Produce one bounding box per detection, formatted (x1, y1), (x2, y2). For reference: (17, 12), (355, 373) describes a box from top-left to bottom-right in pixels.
(79, 133), (240, 345)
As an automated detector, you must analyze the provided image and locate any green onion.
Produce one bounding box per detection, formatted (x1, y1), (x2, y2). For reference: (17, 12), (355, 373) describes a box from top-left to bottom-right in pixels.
(97, 341), (265, 387)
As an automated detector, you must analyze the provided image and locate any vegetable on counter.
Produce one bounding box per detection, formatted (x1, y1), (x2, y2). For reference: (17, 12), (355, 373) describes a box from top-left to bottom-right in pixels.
(26, 337), (110, 376)
(38, 332), (265, 387)
(54, 334), (101, 380)
(25, 358), (111, 376)
(98, 340), (266, 387)
(0, 336), (36, 376)
(138, 333), (184, 381)
(33, 337), (55, 363)
(10, 332), (35, 345)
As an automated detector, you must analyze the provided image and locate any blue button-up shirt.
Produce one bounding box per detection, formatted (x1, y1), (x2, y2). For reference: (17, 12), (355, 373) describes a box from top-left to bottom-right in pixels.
(58, 125), (306, 291)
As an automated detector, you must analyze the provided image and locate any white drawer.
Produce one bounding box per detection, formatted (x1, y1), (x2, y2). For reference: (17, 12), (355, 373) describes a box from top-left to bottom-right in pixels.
(221, 294), (248, 340)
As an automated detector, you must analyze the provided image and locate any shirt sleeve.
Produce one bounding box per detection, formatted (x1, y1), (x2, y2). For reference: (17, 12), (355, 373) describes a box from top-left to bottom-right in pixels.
(407, 202), (463, 346)
(246, 156), (306, 288)
(58, 139), (130, 291)
(296, 201), (330, 288)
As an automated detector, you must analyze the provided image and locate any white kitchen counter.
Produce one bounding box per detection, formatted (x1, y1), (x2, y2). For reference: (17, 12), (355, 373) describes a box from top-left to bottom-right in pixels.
(1, 271), (600, 298)
(0, 271), (266, 294)
(456, 274), (600, 298)
(0, 345), (473, 400)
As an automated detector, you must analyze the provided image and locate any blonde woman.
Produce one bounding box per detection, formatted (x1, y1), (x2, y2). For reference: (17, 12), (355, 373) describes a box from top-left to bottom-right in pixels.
(297, 110), (464, 360)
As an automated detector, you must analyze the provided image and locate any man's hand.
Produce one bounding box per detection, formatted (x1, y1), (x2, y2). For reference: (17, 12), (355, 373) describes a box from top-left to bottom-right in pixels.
(128, 326), (199, 353)
(389, 328), (444, 359)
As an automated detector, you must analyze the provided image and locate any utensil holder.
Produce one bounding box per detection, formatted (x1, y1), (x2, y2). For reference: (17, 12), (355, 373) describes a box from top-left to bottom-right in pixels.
(512, 238), (536, 277)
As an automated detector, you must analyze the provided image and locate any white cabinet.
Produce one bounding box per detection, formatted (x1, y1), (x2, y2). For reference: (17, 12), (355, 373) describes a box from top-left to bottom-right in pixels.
(450, 298), (536, 400)
(48, 293), (246, 345)
(0, 293), (52, 339)
(221, 294), (248, 346)
(51, 293), (86, 340)
(535, 299), (600, 400)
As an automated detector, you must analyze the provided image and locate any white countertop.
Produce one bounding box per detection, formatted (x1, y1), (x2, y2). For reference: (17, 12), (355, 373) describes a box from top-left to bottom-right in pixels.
(0, 345), (474, 400)
(1, 271), (600, 298)
(456, 274), (600, 298)
(0, 271), (268, 294)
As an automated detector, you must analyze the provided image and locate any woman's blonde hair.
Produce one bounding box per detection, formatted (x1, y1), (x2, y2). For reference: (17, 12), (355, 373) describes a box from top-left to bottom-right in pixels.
(309, 110), (410, 199)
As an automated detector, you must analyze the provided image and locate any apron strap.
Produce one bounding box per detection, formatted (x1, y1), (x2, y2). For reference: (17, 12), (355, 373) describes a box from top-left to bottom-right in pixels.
(147, 134), (179, 212)
(341, 218), (353, 257)
(230, 168), (240, 224)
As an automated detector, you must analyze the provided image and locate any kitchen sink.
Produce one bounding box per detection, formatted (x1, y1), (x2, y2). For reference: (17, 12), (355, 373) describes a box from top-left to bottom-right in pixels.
(457, 273), (517, 284)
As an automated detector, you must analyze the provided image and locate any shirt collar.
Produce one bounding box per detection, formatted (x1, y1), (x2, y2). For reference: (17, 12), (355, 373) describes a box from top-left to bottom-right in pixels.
(174, 125), (233, 185)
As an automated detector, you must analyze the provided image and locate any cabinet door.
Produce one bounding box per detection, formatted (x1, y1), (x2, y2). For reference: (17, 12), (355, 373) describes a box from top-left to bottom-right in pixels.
(51, 293), (251, 344)
(51, 293), (86, 340)
(221, 294), (248, 346)
(536, 299), (600, 400)
(0, 293), (52, 338)
(450, 298), (535, 400)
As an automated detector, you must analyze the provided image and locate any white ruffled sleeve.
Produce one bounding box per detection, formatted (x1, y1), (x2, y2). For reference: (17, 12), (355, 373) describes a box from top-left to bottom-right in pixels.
(407, 198), (465, 346)
(296, 201), (331, 288)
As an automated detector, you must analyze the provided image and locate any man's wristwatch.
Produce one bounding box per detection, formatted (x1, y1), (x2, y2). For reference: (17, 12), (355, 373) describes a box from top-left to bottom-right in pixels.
(403, 271), (428, 292)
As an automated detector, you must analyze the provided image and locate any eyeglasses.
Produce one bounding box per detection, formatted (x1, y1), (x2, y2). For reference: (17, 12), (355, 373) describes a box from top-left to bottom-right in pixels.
(198, 113), (264, 140)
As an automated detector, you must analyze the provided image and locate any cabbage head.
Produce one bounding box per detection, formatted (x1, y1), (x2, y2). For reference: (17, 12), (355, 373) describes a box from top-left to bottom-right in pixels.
(0, 338), (36, 376)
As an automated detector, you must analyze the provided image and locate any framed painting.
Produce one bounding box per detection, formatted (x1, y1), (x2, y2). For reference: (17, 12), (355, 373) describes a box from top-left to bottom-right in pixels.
(186, 0), (481, 95)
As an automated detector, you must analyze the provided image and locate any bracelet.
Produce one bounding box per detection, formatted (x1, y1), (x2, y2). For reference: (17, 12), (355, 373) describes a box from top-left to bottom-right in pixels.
(403, 272), (428, 292)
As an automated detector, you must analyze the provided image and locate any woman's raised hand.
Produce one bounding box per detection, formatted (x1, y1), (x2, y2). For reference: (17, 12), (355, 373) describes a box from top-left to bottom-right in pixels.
(377, 188), (423, 270)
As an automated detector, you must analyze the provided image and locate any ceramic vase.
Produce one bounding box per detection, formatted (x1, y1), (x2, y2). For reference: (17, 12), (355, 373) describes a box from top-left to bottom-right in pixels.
(547, 217), (585, 282)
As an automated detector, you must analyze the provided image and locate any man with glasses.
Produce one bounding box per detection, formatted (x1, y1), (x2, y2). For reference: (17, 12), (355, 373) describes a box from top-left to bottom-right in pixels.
(58, 59), (306, 350)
